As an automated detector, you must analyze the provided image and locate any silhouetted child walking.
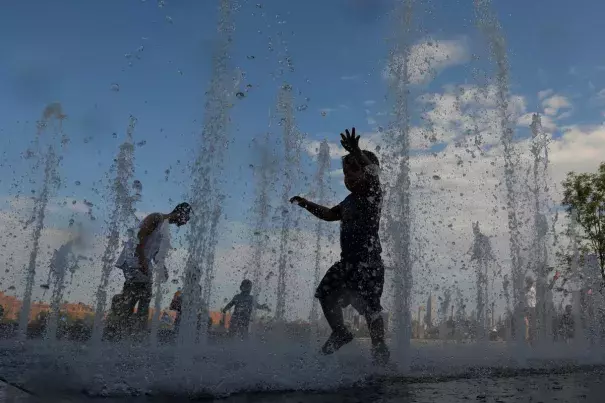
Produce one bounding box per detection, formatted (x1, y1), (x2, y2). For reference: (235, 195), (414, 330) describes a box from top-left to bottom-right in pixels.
(222, 279), (270, 338)
(290, 128), (389, 365)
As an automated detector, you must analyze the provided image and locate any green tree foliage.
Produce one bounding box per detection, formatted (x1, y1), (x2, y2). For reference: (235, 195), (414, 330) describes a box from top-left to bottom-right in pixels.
(562, 163), (605, 282)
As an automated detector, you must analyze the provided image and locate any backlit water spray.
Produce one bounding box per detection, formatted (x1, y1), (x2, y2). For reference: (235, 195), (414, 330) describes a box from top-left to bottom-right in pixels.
(275, 84), (302, 321)
(529, 113), (554, 342)
(309, 140), (331, 330)
(18, 104), (65, 339)
(178, 0), (233, 356)
(91, 116), (137, 347)
(44, 229), (82, 342)
(250, 133), (275, 309)
(385, 0), (414, 369)
(474, 0), (525, 345)
(470, 222), (496, 341)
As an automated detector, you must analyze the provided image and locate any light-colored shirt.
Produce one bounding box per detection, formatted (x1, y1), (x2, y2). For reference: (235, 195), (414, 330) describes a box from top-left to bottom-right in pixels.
(115, 218), (170, 283)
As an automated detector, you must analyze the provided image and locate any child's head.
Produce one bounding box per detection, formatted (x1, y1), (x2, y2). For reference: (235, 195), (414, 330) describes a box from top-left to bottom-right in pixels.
(169, 202), (192, 226)
(240, 279), (252, 294)
(342, 150), (379, 193)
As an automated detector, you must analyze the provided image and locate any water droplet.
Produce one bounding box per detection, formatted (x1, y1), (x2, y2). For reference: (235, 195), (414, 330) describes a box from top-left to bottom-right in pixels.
(112, 132), (117, 139)
(321, 111), (327, 117)
(165, 15), (173, 24)
(296, 104), (308, 112)
(432, 175), (441, 180)
(75, 181), (81, 186)
(236, 92), (246, 99)
(247, 55), (255, 60)
(40, 284), (49, 289)
(133, 180), (143, 192)
(110, 83), (120, 92)
(137, 140), (147, 147)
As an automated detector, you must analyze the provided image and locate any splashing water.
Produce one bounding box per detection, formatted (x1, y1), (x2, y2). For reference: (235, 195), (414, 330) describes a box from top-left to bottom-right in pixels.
(309, 140), (331, 331)
(474, 0), (525, 345)
(44, 230), (82, 342)
(385, 0), (414, 369)
(250, 133), (275, 315)
(275, 84), (302, 321)
(470, 222), (496, 341)
(90, 116), (138, 347)
(529, 114), (554, 343)
(178, 0), (234, 355)
(18, 145), (61, 338)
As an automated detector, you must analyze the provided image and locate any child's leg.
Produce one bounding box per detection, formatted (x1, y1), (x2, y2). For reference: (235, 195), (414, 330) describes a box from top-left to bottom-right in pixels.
(319, 293), (347, 334)
(315, 261), (351, 335)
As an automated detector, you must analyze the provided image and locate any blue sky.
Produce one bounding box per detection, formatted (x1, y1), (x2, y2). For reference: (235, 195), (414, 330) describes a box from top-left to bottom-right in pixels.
(2, 0), (605, 313)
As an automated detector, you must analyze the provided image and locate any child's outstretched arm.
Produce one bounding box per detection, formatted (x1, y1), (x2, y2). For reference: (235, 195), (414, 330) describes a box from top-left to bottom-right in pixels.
(289, 196), (342, 222)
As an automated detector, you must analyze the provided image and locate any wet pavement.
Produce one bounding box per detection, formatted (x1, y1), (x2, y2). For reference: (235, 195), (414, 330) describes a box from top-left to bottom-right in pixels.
(3, 368), (605, 402)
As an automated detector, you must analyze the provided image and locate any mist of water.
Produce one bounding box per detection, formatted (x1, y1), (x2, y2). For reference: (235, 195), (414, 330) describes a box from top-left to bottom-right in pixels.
(529, 114), (554, 342)
(178, 0), (234, 355)
(275, 84), (302, 321)
(90, 116), (138, 347)
(385, 0), (414, 369)
(474, 0), (525, 344)
(470, 222), (496, 341)
(309, 140), (331, 330)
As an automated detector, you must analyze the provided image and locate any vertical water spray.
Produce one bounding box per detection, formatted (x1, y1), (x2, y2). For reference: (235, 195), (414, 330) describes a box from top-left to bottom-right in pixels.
(309, 140), (331, 329)
(275, 84), (301, 321)
(251, 134), (274, 308)
(91, 116), (137, 346)
(18, 146), (60, 338)
(529, 114), (553, 342)
(473, 0), (525, 342)
(18, 103), (65, 338)
(568, 209), (586, 343)
(44, 230), (81, 342)
(385, 0), (414, 368)
(470, 222), (496, 341)
(149, 219), (172, 347)
(179, 0), (233, 351)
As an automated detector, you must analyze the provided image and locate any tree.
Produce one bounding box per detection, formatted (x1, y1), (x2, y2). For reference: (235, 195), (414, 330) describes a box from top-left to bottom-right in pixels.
(561, 163), (605, 283)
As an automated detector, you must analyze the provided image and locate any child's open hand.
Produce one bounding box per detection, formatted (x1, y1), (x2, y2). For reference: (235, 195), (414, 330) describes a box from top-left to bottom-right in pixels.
(289, 196), (307, 206)
(340, 127), (360, 153)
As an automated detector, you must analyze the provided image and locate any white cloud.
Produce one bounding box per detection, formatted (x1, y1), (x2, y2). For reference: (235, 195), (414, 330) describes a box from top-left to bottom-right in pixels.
(384, 37), (470, 85)
(417, 84), (527, 146)
(517, 113), (557, 133)
(538, 89), (554, 100)
(542, 94), (572, 117)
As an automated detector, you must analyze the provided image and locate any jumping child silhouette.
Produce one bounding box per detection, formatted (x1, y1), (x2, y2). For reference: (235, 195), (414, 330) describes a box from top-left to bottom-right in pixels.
(290, 128), (389, 365)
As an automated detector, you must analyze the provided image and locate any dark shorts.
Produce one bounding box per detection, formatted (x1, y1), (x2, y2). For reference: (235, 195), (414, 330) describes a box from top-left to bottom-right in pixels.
(315, 259), (385, 315)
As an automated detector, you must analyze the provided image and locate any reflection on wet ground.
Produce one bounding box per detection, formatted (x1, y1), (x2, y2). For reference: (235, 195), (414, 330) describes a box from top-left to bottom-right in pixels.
(3, 368), (604, 403)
